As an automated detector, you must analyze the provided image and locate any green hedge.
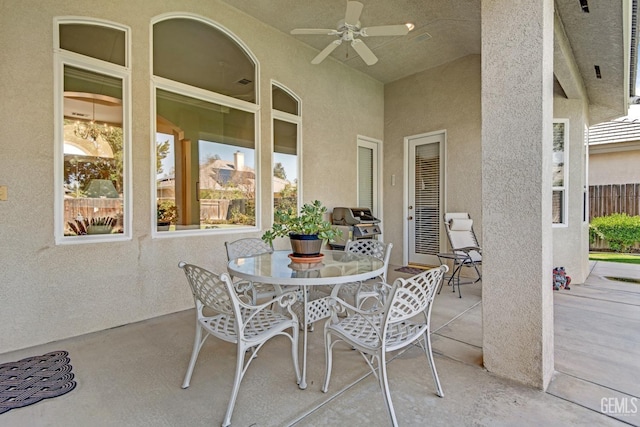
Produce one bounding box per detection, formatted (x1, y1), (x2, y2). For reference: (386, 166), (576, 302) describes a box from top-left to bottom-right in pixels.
(589, 213), (640, 253)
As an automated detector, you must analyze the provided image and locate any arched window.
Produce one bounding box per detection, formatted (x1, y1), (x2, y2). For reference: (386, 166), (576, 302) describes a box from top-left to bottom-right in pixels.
(152, 16), (259, 234)
(271, 82), (301, 216)
(55, 18), (130, 243)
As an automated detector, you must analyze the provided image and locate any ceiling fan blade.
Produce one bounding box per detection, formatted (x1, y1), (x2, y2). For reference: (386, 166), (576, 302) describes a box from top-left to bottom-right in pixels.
(345, 1), (364, 25)
(312, 40), (342, 64)
(360, 24), (410, 37)
(351, 39), (378, 65)
(291, 28), (339, 36)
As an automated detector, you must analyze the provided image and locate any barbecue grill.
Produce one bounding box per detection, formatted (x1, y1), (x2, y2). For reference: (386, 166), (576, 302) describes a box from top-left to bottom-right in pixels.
(330, 207), (381, 249)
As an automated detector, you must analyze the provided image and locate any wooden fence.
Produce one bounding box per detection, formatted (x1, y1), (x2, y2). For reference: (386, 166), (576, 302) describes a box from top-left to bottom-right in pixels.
(65, 198), (122, 226)
(200, 199), (230, 221)
(589, 183), (640, 251)
(589, 183), (640, 220)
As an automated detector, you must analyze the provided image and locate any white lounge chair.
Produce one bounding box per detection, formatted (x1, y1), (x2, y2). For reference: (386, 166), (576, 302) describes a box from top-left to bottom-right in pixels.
(438, 213), (482, 297)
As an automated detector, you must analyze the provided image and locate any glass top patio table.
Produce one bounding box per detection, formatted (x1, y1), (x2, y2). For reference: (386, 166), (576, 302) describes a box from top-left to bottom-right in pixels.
(227, 249), (385, 389)
(227, 249), (385, 286)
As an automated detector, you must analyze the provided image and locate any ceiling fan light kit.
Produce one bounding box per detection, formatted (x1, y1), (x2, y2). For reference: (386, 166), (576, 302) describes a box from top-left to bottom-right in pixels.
(290, 1), (412, 66)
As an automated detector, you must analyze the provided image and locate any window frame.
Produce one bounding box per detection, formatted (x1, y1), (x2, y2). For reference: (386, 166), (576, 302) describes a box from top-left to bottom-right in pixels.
(552, 119), (569, 227)
(356, 136), (382, 218)
(150, 14), (261, 238)
(271, 81), (302, 216)
(54, 18), (132, 244)
(583, 123), (589, 224)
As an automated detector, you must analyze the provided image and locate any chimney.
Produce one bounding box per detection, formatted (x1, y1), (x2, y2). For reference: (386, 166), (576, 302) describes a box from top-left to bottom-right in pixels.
(233, 151), (244, 171)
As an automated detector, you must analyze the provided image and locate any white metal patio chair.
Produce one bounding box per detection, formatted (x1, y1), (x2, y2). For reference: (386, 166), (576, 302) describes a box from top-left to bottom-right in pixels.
(322, 265), (448, 427)
(225, 238), (282, 303)
(179, 262), (301, 427)
(330, 239), (393, 309)
(438, 213), (482, 297)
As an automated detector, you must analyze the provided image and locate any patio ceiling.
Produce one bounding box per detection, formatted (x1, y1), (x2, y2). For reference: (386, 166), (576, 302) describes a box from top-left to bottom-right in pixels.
(221, 0), (634, 123)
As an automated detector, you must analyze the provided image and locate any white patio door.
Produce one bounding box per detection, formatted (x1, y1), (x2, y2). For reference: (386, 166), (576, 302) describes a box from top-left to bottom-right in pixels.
(406, 132), (445, 266)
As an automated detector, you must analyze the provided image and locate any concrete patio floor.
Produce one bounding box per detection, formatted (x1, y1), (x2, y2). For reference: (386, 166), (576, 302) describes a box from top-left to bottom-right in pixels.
(1, 261), (639, 426)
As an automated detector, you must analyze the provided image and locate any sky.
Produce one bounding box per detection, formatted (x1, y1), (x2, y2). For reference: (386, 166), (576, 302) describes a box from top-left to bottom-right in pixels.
(626, 104), (640, 120)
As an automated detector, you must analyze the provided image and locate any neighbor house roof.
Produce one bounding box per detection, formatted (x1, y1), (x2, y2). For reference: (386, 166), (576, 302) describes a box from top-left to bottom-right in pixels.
(589, 118), (640, 146)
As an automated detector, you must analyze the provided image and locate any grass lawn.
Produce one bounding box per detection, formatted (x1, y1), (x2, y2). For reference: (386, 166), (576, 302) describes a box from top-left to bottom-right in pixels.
(589, 252), (640, 265)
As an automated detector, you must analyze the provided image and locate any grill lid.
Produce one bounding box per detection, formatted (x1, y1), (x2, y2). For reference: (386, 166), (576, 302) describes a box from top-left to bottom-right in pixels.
(332, 207), (380, 225)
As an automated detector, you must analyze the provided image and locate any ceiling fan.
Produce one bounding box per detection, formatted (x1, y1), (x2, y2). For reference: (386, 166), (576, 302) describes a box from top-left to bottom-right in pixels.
(290, 1), (412, 66)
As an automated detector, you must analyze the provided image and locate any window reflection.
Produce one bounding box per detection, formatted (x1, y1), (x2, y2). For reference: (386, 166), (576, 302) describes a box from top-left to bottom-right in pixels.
(553, 121), (567, 225)
(59, 23), (126, 66)
(153, 18), (255, 103)
(155, 89), (256, 231)
(271, 84), (300, 217)
(273, 120), (298, 213)
(198, 142), (256, 226)
(63, 67), (124, 236)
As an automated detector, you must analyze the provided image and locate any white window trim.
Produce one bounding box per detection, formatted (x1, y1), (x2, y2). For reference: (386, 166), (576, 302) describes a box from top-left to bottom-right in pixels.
(553, 118), (569, 227)
(583, 123), (589, 224)
(150, 14), (261, 238)
(54, 18), (132, 244)
(271, 80), (303, 214)
(357, 135), (383, 235)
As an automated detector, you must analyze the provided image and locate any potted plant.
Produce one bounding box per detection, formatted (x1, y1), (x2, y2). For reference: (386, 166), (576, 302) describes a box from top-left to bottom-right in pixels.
(157, 200), (179, 230)
(262, 200), (340, 257)
(67, 216), (116, 235)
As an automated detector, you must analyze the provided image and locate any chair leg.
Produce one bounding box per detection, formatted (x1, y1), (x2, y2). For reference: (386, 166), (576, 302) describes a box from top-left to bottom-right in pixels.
(378, 352), (399, 427)
(321, 332), (334, 393)
(182, 322), (204, 389)
(451, 262), (463, 298)
(290, 325), (301, 385)
(423, 332), (444, 397)
(222, 345), (246, 427)
(472, 263), (482, 283)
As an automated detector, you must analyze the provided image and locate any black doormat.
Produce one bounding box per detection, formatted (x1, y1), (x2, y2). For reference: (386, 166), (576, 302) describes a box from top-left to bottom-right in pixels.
(0, 350), (77, 415)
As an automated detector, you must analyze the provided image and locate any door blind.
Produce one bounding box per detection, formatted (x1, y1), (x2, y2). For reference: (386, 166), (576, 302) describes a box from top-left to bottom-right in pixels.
(414, 143), (439, 255)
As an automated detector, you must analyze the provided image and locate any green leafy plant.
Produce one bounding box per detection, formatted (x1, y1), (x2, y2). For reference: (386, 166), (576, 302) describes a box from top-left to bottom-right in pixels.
(589, 252), (640, 265)
(262, 200), (340, 245)
(590, 213), (640, 252)
(157, 200), (179, 225)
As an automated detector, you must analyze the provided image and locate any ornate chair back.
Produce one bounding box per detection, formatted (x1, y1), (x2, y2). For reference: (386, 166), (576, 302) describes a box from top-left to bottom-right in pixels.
(225, 238), (273, 261)
(344, 239), (392, 281)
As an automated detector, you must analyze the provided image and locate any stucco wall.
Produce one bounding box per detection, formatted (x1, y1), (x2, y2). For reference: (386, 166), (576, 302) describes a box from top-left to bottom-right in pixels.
(0, 0), (383, 353)
(480, 0), (555, 390)
(383, 55), (482, 267)
(589, 149), (640, 185)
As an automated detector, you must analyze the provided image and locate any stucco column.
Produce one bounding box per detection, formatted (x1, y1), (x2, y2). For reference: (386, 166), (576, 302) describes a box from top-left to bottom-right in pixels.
(481, 0), (555, 389)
